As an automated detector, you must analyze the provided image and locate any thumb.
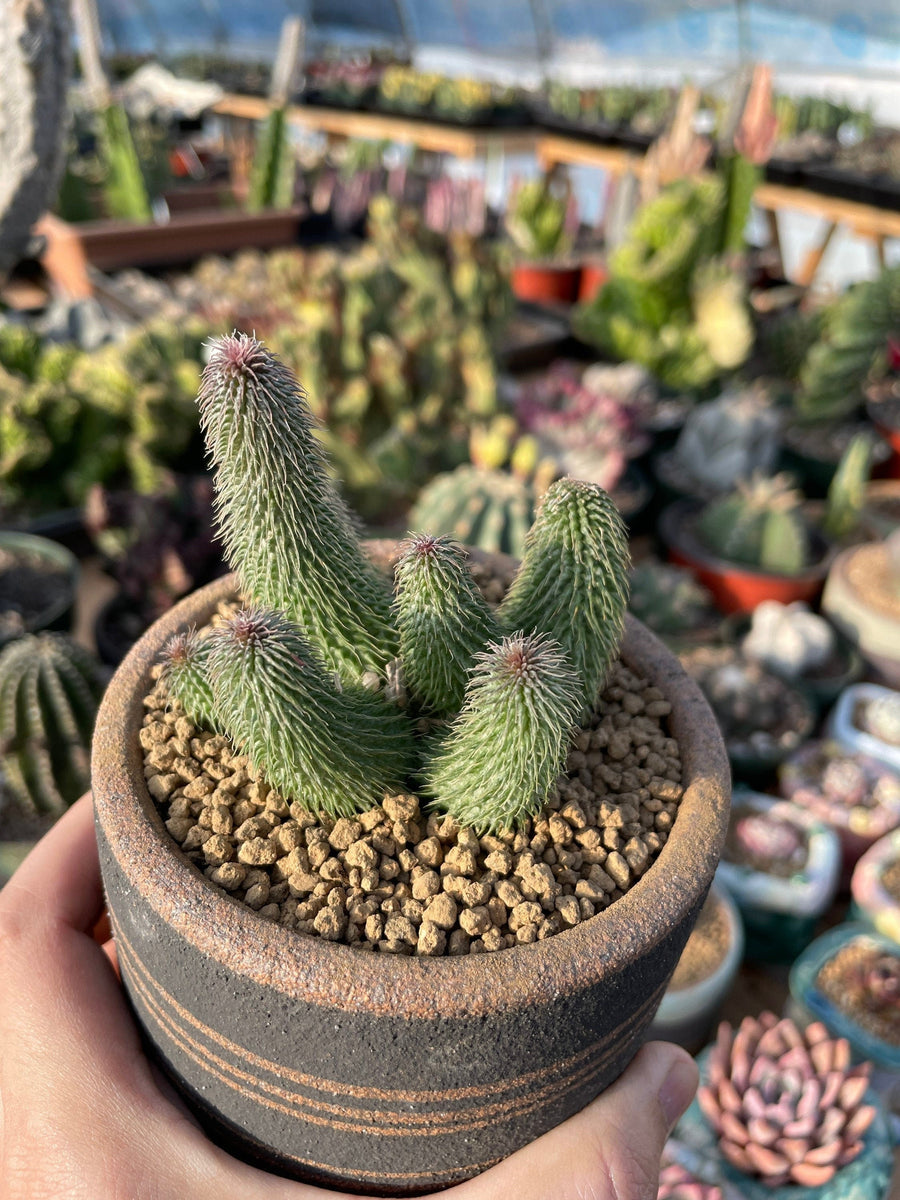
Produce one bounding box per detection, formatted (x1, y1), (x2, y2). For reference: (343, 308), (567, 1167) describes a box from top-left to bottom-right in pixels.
(455, 1040), (698, 1200)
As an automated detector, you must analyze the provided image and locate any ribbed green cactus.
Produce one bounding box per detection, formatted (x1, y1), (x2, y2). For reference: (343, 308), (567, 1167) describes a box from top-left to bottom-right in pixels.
(394, 535), (501, 716)
(628, 562), (714, 638)
(247, 106), (295, 212)
(823, 431), (875, 542)
(98, 103), (153, 222)
(198, 333), (398, 682)
(208, 608), (412, 819)
(160, 629), (218, 731)
(696, 474), (810, 575)
(500, 478), (630, 714)
(409, 465), (537, 558)
(0, 634), (105, 815)
(424, 633), (582, 833)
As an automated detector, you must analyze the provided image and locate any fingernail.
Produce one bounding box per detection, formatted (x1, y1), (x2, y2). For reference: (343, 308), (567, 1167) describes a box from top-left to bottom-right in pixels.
(658, 1057), (699, 1131)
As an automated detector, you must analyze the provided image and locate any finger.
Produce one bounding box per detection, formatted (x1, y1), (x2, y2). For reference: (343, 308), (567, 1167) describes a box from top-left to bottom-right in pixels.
(0, 794), (103, 933)
(451, 1041), (698, 1200)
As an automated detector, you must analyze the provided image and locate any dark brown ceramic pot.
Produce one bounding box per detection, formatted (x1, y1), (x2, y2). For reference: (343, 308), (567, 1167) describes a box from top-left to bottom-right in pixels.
(92, 546), (730, 1196)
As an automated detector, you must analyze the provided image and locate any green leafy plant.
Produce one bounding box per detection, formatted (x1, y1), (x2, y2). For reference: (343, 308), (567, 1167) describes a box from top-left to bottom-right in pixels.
(695, 473), (811, 575)
(163, 334), (631, 833)
(0, 634), (105, 815)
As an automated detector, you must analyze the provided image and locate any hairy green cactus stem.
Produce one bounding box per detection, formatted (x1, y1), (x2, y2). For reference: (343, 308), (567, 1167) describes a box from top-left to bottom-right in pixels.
(208, 608), (413, 820)
(0, 634), (104, 815)
(424, 632), (582, 834)
(500, 478), (630, 714)
(198, 333), (399, 681)
(394, 534), (500, 716)
(160, 628), (218, 731)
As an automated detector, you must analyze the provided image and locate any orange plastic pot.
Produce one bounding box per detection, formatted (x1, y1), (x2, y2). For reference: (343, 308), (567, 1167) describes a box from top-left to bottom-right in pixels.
(658, 501), (833, 616)
(577, 260), (608, 303)
(511, 262), (581, 305)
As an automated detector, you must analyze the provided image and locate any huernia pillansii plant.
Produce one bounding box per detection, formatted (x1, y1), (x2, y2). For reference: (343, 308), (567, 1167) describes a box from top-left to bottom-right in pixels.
(698, 1013), (876, 1188)
(162, 333), (631, 833)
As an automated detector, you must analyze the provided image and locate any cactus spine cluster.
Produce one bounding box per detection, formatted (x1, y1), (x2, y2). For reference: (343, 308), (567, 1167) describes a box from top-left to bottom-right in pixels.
(0, 634), (105, 815)
(696, 474), (810, 576)
(163, 333), (631, 834)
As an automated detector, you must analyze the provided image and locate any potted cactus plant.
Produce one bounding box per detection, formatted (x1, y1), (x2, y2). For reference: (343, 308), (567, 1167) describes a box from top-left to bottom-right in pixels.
(659, 473), (833, 613)
(504, 172), (581, 305)
(675, 1011), (895, 1199)
(92, 333), (731, 1193)
(626, 561), (722, 653)
(822, 532), (900, 688)
(826, 683), (900, 776)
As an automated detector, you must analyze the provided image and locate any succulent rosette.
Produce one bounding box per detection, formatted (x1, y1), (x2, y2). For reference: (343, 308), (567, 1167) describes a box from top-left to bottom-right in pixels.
(697, 1013), (876, 1189)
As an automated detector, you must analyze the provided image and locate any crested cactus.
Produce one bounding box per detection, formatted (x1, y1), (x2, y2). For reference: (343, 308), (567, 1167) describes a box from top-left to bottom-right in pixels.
(424, 632), (582, 833)
(160, 628), (218, 731)
(695, 474), (811, 576)
(394, 535), (500, 716)
(198, 333), (398, 681)
(409, 465), (537, 559)
(208, 608), (412, 820)
(698, 1013), (877, 1188)
(0, 634), (104, 815)
(499, 478), (630, 714)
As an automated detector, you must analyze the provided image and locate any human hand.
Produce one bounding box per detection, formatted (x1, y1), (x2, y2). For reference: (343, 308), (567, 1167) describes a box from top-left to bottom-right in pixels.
(0, 795), (697, 1200)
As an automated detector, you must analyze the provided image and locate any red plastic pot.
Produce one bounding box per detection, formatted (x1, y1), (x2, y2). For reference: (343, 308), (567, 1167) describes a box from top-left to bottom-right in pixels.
(577, 260), (608, 303)
(511, 262), (581, 305)
(658, 500), (833, 615)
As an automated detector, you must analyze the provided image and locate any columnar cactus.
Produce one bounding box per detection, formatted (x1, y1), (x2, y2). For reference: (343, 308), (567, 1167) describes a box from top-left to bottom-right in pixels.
(500, 477), (630, 714)
(0, 634), (105, 815)
(198, 333), (399, 682)
(394, 535), (500, 716)
(207, 608), (413, 820)
(424, 633), (582, 833)
(698, 1013), (876, 1188)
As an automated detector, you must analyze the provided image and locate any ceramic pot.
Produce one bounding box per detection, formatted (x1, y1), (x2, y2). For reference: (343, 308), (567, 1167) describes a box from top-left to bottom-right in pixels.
(827, 684), (900, 776)
(658, 500), (832, 615)
(648, 883), (743, 1051)
(510, 262), (581, 305)
(716, 791), (840, 963)
(850, 830), (900, 946)
(92, 547), (731, 1196)
(0, 530), (80, 647)
(822, 547), (900, 688)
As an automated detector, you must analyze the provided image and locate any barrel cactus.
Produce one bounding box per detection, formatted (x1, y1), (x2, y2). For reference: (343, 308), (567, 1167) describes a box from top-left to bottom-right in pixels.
(698, 1013), (877, 1188)
(0, 634), (105, 815)
(695, 474), (811, 576)
(163, 333), (632, 835)
(409, 464), (537, 558)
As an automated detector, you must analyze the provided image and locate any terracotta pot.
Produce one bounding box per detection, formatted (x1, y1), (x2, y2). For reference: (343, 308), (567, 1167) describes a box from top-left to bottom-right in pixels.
(577, 259), (608, 303)
(70, 207), (305, 271)
(92, 548), (730, 1196)
(510, 262), (581, 305)
(658, 500), (833, 616)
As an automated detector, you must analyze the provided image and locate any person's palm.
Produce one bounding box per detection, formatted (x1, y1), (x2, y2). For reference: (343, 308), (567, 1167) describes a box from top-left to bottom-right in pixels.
(0, 796), (696, 1199)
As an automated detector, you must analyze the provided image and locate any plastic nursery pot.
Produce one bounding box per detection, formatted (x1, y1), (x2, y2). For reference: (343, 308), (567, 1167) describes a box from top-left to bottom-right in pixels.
(778, 738), (900, 889)
(647, 883), (743, 1051)
(510, 261), (581, 306)
(672, 1042), (895, 1200)
(821, 547), (900, 689)
(658, 500), (832, 615)
(92, 547), (732, 1196)
(0, 530), (80, 647)
(851, 830), (900, 946)
(827, 683), (900, 776)
(576, 259), (608, 304)
(716, 791), (841, 963)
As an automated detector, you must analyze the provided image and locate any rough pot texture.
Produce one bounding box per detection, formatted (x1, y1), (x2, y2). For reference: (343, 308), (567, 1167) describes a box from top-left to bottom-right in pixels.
(92, 544), (731, 1196)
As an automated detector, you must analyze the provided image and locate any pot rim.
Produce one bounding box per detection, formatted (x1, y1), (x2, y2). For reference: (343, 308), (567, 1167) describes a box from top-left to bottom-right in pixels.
(92, 544), (730, 1020)
(659, 498), (834, 585)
